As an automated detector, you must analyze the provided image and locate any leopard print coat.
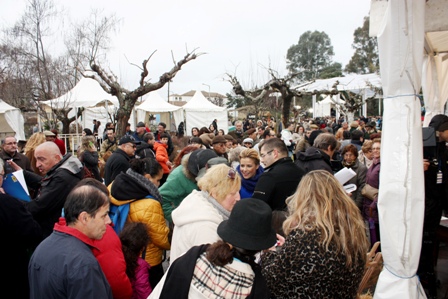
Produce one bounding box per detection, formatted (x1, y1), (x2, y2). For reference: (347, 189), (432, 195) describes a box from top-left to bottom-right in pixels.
(261, 228), (364, 298)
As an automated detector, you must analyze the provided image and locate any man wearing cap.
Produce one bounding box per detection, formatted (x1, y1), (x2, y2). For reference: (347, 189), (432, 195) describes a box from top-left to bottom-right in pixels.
(242, 138), (253, 148)
(50, 129), (66, 155)
(1, 135), (32, 174)
(223, 134), (235, 153)
(43, 130), (56, 142)
(418, 114), (448, 296)
(364, 121), (377, 140)
(104, 135), (140, 186)
(211, 135), (228, 159)
(154, 122), (174, 156)
(132, 122), (147, 142)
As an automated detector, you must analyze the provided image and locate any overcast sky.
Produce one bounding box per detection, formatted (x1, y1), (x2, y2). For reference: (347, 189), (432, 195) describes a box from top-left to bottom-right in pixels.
(2, 0), (371, 100)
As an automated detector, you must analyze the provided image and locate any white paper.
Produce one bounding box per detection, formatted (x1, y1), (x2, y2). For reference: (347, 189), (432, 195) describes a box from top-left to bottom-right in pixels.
(334, 167), (356, 185)
(12, 169), (30, 196)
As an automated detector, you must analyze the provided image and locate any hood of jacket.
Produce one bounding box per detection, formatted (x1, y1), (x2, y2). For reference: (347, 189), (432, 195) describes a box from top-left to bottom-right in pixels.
(48, 153), (83, 177)
(153, 142), (168, 150)
(109, 168), (162, 206)
(297, 146), (330, 162)
(171, 190), (224, 228)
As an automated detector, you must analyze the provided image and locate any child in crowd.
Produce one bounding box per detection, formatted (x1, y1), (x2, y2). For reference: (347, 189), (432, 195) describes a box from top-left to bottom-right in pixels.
(120, 222), (152, 299)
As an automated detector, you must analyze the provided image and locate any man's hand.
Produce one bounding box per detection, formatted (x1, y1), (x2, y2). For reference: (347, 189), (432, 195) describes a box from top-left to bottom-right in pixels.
(7, 159), (22, 171)
(423, 159), (430, 172)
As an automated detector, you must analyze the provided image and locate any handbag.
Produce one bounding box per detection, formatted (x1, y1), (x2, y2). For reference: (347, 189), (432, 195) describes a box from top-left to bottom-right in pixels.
(361, 183), (379, 201)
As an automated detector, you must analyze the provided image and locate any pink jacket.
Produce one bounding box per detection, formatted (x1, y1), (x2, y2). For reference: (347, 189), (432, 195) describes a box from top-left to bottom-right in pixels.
(131, 257), (152, 299)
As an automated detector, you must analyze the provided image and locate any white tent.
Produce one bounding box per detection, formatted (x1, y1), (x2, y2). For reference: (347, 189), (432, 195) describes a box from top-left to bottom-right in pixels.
(183, 90), (228, 135)
(0, 100), (25, 140)
(369, 0), (434, 298)
(41, 77), (119, 109)
(314, 95), (346, 117)
(135, 92), (183, 131)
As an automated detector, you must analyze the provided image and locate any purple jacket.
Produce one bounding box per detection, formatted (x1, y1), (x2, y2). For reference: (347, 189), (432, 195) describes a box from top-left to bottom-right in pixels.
(362, 158), (380, 223)
(131, 257), (152, 299)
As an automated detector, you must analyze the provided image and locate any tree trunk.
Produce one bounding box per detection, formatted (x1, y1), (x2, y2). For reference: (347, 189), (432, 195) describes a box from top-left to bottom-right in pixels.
(282, 95), (293, 128)
(115, 107), (131, 138)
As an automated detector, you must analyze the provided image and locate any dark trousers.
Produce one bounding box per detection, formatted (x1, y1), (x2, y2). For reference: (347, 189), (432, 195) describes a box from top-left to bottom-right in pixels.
(149, 263), (165, 289)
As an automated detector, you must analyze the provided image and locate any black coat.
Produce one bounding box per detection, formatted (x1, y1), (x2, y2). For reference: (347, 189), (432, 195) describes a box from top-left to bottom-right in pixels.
(252, 157), (304, 211)
(104, 148), (132, 186)
(295, 146), (333, 174)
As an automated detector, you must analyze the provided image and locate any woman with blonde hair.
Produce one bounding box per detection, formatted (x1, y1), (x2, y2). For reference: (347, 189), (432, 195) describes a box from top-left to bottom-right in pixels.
(77, 135), (101, 181)
(24, 132), (46, 175)
(169, 163), (241, 263)
(358, 139), (374, 169)
(262, 170), (369, 298)
(236, 148), (264, 198)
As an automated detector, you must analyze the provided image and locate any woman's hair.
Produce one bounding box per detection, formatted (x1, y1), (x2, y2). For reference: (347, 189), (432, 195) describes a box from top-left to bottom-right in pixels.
(198, 127), (210, 135)
(198, 164), (241, 202)
(77, 135), (96, 157)
(361, 139), (373, 153)
(218, 129), (225, 136)
(206, 240), (258, 268)
(173, 145), (199, 168)
(283, 170), (369, 267)
(191, 127), (199, 136)
(83, 128), (93, 136)
(129, 158), (162, 177)
(228, 145), (245, 163)
(24, 132), (46, 154)
(341, 144), (359, 158)
(119, 222), (150, 280)
(239, 148), (260, 165)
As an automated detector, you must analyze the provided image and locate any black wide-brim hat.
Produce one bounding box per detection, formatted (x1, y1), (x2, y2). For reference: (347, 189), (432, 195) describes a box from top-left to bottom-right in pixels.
(217, 198), (277, 251)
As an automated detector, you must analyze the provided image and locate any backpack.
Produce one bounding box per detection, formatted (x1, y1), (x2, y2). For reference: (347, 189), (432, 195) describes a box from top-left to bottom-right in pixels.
(109, 203), (130, 234)
(108, 195), (153, 234)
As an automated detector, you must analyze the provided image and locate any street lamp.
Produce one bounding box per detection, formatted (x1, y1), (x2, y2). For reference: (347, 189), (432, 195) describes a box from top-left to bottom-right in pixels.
(202, 83), (211, 100)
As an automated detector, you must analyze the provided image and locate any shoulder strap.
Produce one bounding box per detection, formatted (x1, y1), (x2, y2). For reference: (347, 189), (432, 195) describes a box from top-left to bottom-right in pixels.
(159, 244), (209, 299)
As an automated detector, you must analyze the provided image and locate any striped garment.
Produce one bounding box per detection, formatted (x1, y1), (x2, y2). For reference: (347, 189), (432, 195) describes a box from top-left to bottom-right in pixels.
(192, 253), (255, 299)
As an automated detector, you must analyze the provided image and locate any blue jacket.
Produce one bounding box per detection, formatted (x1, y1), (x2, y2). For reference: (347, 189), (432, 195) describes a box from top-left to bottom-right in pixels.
(29, 227), (112, 299)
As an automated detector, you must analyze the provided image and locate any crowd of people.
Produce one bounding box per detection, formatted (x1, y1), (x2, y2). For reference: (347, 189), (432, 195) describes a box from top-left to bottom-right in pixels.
(0, 112), (446, 299)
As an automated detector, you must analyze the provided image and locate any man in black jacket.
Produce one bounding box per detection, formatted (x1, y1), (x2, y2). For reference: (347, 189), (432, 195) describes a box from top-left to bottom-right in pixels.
(295, 133), (338, 174)
(252, 138), (304, 211)
(104, 135), (140, 186)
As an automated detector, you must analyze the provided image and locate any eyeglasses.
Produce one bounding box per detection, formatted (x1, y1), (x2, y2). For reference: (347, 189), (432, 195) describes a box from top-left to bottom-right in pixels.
(126, 143), (137, 149)
(260, 149), (274, 158)
(227, 168), (236, 180)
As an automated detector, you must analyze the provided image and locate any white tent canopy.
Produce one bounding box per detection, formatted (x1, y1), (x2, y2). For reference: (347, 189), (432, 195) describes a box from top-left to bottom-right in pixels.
(183, 90), (228, 135)
(314, 95), (346, 117)
(0, 99), (25, 140)
(135, 91), (183, 131)
(41, 77), (119, 109)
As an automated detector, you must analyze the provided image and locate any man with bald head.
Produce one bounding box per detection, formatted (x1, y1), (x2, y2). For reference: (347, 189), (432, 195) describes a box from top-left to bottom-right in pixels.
(14, 142), (84, 238)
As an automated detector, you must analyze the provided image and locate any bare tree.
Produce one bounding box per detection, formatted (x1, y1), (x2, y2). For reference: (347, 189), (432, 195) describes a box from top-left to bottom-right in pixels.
(76, 11), (203, 136)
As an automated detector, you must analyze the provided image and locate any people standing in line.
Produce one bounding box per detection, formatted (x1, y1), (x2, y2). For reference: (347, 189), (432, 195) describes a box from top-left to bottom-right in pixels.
(0, 159), (42, 299)
(153, 132), (173, 187)
(109, 158), (170, 288)
(154, 122), (174, 156)
(23, 132), (46, 176)
(9, 142), (83, 238)
(358, 139), (374, 169)
(252, 138), (304, 212)
(261, 170), (369, 298)
(149, 198), (276, 299)
(72, 178), (133, 299)
(120, 222), (152, 299)
(78, 135), (102, 182)
(236, 148), (264, 199)
(169, 164), (241, 263)
(104, 135), (140, 186)
(28, 185), (113, 299)
(361, 138), (382, 246)
(1, 135), (32, 174)
(133, 122), (147, 142)
(418, 114), (448, 297)
(341, 144), (367, 210)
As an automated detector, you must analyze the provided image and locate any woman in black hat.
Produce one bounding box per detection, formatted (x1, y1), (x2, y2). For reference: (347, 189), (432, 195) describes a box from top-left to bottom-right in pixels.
(149, 198), (278, 298)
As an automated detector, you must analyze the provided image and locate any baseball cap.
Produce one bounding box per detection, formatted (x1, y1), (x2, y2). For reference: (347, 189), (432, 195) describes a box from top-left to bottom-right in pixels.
(136, 122), (146, 128)
(118, 135), (141, 145)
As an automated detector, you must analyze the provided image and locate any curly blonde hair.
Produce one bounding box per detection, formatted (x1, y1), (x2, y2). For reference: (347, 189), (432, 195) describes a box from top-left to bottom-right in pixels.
(198, 164), (241, 203)
(24, 132), (46, 154)
(283, 170), (369, 267)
